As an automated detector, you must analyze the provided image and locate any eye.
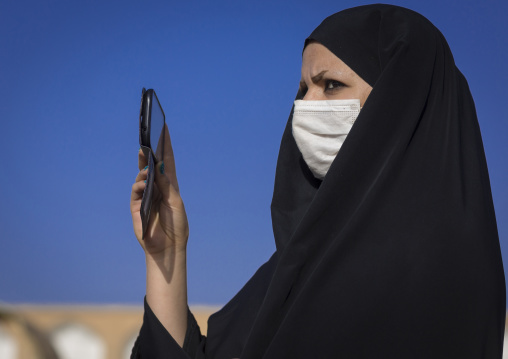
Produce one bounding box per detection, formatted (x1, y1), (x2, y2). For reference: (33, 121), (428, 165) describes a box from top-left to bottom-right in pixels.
(325, 80), (345, 91)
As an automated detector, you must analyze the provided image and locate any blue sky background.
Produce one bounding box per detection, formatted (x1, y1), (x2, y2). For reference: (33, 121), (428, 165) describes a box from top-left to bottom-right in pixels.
(1, 0), (506, 305)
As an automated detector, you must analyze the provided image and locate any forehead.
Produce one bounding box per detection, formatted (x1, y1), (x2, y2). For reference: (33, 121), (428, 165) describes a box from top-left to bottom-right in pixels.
(301, 42), (355, 78)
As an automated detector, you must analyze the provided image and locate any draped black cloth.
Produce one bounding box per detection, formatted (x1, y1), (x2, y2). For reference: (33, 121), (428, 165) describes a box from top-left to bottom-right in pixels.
(132, 4), (505, 358)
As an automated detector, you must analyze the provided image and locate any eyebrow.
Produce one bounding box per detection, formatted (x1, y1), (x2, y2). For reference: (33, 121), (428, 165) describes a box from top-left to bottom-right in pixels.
(299, 70), (328, 88)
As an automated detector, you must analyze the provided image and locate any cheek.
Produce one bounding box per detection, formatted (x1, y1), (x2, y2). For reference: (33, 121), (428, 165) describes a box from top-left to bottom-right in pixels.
(332, 87), (365, 101)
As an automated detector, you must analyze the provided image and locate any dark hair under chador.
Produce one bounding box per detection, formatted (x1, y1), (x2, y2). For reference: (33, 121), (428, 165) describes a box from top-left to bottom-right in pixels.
(133, 5), (506, 358)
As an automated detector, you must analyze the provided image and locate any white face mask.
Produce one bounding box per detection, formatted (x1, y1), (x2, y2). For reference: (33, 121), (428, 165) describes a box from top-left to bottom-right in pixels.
(292, 99), (361, 180)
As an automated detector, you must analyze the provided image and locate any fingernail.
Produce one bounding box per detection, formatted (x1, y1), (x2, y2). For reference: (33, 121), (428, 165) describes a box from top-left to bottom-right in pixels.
(144, 180), (146, 183)
(160, 162), (165, 174)
(143, 166), (148, 171)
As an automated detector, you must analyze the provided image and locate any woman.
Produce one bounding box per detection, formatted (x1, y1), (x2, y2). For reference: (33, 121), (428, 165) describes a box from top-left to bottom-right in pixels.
(130, 4), (505, 358)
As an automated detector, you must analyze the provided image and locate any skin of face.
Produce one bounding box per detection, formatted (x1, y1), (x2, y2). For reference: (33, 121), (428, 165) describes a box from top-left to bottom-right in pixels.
(300, 42), (373, 106)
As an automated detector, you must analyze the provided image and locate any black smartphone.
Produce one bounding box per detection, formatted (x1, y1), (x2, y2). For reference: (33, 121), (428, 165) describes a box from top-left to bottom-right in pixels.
(139, 88), (166, 238)
(140, 88), (165, 162)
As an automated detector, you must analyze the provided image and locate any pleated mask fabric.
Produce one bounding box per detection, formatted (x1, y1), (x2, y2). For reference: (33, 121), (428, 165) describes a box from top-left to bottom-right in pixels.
(292, 99), (361, 179)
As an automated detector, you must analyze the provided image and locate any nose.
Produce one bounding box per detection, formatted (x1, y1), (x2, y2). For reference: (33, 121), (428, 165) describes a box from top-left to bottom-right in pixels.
(302, 87), (324, 101)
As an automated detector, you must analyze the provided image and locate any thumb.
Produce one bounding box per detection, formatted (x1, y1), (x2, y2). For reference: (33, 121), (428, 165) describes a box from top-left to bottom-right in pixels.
(153, 161), (172, 200)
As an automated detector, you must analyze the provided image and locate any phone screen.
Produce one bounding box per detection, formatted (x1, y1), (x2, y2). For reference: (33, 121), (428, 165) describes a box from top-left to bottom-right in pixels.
(139, 88), (166, 239)
(150, 92), (165, 163)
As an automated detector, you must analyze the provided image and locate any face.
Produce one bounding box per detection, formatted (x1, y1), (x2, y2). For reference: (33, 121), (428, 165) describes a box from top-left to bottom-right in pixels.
(300, 42), (372, 106)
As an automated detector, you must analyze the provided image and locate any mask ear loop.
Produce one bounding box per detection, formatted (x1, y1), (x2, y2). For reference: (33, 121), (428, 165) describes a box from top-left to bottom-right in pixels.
(139, 145), (155, 239)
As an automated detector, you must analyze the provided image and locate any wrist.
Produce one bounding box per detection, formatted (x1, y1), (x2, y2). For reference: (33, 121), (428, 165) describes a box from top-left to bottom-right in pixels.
(144, 244), (189, 347)
(145, 244), (187, 265)
(145, 249), (187, 273)
(145, 247), (187, 295)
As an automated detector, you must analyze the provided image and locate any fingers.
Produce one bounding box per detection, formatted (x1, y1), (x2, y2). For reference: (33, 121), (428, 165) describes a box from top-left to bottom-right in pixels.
(131, 166), (148, 203)
(131, 180), (146, 203)
(135, 166), (149, 182)
(139, 124), (179, 191)
(138, 148), (148, 171)
(130, 180), (145, 204)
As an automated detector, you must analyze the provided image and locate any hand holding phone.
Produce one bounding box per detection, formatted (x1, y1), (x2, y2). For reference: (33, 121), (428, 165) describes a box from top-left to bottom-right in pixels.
(139, 88), (165, 238)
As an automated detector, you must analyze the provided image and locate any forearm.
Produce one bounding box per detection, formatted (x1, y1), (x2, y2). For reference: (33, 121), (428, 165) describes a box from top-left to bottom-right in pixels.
(145, 248), (188, 347)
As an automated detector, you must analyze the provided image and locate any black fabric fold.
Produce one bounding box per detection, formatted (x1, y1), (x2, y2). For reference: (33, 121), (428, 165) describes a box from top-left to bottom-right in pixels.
(133, 4), (505, 358)
(131, 298), (205, 359)
(243, 4), (505, 358)
(183, 308), (206, 359)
